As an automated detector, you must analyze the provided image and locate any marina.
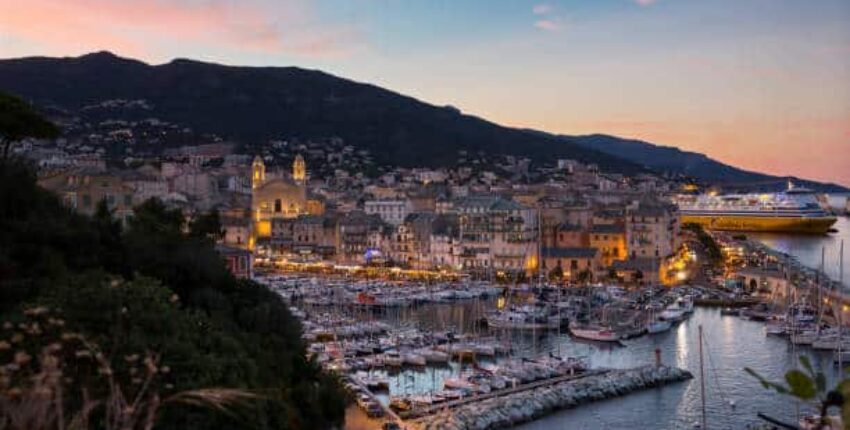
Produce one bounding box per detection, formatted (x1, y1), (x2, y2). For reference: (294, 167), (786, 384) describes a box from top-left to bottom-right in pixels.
(256, 213), (850, 429)
(259, 276), (797, 429)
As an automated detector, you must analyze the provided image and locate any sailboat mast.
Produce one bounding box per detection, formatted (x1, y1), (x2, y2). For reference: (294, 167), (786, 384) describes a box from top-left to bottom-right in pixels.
(699, 325), (707, 429)
(838, 240), (844, 381)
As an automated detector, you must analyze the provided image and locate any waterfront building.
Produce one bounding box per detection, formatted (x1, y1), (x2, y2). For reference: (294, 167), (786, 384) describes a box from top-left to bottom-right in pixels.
(292, 215), (336, 258)
(611, 257), (660, 284)
(337, 211), (387, 264)
(456, 195), (538, 277)
(541, 247), (600, 282)
(555, 223), (587, 248)
(736, 266), (791, 298)
(589, 223), (628, 267)
(626, 201), (681, 259)
(429, 214), (461, 269)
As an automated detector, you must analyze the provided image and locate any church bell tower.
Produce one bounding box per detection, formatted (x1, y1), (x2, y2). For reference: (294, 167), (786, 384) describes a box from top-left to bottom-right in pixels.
(293, 154), (306, 184)
(252, 156), (265, 189)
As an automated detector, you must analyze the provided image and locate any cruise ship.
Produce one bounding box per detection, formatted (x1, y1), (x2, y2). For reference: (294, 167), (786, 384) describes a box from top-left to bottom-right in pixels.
(675, 185), (837, 234)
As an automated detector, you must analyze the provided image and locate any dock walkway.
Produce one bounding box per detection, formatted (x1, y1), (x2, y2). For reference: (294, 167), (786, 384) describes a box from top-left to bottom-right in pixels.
(399, 369), (608, 420)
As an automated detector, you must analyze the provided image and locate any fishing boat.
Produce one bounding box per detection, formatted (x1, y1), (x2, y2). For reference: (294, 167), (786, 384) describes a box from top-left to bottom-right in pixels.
(421, 348), (450, 363)
(486, 306), (561, 330)
(791, 330), (818, 345)
(383, 350), (404, 367)
(402, 351), (426, 366)
(647, 319), (672, 334)
(765, 322), (787, 336)
(646, 288), (672, 334)
(569, 321), (621, 342)
(659, 304), (686, 322)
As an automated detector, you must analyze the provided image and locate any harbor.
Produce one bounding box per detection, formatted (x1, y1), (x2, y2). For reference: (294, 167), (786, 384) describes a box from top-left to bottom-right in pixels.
(253, 192), (850, 430)
(259, 276), (742, 428)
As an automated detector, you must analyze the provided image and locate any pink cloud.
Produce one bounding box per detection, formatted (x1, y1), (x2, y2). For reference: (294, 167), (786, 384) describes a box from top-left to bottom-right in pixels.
(0, 0), (363, 60)
(634, 0), (657, 6)
(534, 19), (563, 32)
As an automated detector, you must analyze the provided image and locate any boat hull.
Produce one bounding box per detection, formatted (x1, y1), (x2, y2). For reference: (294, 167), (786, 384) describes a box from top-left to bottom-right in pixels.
(680, 214), (836, 234)
(569, 325), (620, 342)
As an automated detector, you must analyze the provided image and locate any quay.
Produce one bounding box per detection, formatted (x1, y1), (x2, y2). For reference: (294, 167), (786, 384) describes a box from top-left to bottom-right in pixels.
(412, 365), (692, 430)
(400, 369), (606, 420)
(694, 297), (760, 308)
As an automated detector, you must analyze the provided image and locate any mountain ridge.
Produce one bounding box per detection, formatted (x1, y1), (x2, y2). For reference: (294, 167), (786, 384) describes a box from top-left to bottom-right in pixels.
(0, 51), (844, 192)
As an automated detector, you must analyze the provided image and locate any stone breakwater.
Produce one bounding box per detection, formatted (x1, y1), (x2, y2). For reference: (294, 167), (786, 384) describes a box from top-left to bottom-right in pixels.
(416, 366), (692, 430)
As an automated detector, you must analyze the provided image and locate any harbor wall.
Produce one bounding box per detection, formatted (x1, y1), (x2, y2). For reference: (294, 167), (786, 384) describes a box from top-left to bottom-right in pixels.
(415, 365), (692, 430)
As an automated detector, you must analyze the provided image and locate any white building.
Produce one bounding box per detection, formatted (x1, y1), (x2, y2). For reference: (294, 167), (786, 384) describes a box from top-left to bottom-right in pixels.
(364, 199), (411, 226)
(626, 201), (681, 259)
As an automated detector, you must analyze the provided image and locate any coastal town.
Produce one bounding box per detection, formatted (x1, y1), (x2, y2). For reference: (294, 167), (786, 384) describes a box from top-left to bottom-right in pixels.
(14, 133), (850, 429)
(1, 1), (848, 429)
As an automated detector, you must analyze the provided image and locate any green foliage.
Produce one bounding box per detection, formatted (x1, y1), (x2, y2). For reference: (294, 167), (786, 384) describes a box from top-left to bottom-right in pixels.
(746, 355), (847, 429)
(0, 91), (59, 159)
(576, 268), (593, 284)
(189, 209), (225, 243)
(683, 222), (722, 265)
(548, 265), (563, 281)
(0, 159), (346, 429)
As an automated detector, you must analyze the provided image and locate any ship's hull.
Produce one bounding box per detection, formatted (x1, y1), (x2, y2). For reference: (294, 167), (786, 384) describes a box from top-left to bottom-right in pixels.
(681, 214), (836, 234)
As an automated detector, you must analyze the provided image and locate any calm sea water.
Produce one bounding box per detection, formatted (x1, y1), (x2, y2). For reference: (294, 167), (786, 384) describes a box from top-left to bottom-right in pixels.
(749, 216), (850, 288)
(363, 305), (841, 430)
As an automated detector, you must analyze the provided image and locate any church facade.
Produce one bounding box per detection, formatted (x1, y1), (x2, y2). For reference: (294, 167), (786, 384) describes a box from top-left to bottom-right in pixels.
(251, 155), (309, 240)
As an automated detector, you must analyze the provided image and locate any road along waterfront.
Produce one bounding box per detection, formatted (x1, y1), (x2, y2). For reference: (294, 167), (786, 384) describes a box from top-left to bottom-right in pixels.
(749, 216), (850, 290)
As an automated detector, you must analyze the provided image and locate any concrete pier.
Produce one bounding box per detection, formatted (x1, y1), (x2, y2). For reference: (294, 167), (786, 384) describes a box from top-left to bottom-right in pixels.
(414, 365), (692, 430)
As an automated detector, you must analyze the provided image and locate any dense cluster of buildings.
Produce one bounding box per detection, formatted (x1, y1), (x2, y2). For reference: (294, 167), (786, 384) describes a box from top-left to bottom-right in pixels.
(26, 140), (683, 284)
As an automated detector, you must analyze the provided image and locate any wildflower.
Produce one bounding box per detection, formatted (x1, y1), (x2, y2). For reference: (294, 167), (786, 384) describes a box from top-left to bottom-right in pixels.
(23, 307), (49, 316)
(13, 351), (31, 365)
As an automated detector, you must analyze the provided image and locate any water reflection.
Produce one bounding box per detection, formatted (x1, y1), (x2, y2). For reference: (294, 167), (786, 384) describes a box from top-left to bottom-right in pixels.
(749, 216), (849, 289)
(369, 303), (842, 429)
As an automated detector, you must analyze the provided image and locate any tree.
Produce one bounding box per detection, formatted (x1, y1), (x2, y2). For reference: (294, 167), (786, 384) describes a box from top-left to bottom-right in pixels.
(577, 268), (593, 284)
(0, 92), (59, 161)
(548, 265), (564, 282)
(0, 164), (347, 429)
(683, 222), (722, 266)
(189, 209), (225, 243)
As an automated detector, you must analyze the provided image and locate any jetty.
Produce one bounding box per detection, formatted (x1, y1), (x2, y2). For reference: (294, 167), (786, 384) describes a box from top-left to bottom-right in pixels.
(413, 365), (692, 430)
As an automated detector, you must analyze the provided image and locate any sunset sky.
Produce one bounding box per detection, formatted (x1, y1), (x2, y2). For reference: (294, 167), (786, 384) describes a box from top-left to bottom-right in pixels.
(1, 0), (849, 185)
